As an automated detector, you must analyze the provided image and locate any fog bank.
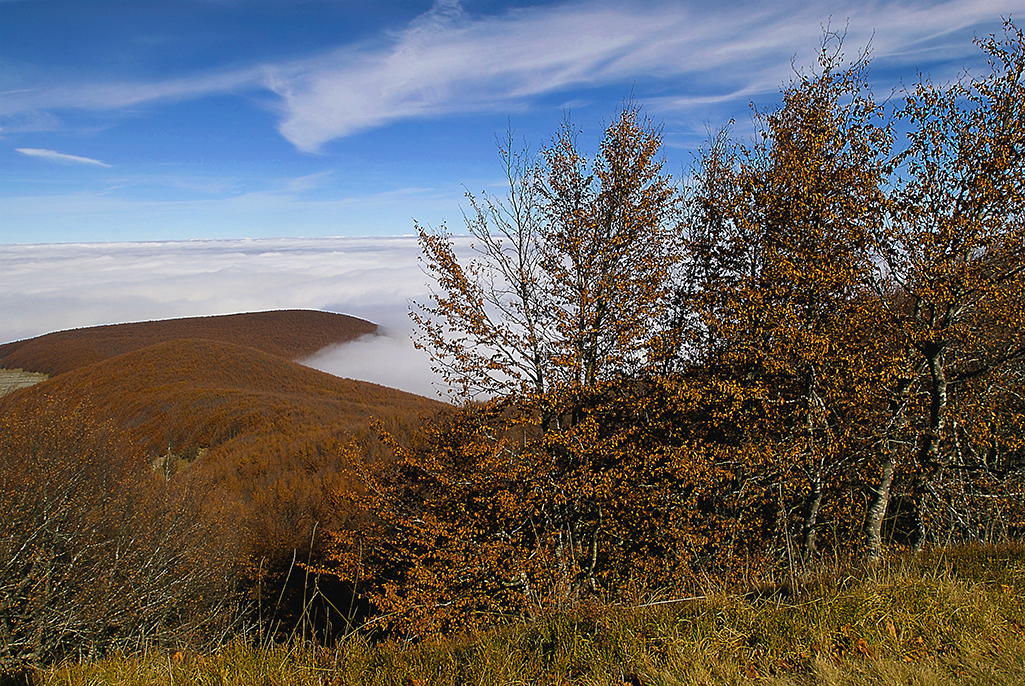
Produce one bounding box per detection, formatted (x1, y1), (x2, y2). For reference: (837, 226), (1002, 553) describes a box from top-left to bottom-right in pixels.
(0, 236), (463, 398)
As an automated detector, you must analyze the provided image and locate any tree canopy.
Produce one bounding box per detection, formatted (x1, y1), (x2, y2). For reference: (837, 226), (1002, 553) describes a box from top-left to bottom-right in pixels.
(323, 20), (1025, 638)
(411, 103), (682, 400)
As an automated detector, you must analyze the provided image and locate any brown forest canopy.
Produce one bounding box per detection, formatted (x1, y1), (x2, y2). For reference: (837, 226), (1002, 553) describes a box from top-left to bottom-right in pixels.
(0, 309), (377, 376)
(1, 330), (444, 562)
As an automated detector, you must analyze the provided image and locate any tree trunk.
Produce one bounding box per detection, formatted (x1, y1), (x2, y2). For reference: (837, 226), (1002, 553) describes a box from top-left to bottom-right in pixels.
(864, 455), (894, 564)
(911, 348), (949, 551)
(800, 476), (823, 564)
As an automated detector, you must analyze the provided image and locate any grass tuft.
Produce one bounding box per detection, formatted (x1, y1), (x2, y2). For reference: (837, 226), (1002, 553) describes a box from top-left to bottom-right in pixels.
(34, 544), (1025, 686)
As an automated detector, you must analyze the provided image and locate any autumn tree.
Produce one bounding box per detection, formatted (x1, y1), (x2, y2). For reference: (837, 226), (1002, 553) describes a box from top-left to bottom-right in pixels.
(688, 22), (1025, 563)
(411, 103), (682, 400)
(869, 19), (1025, 555)
(321, 376), (782, 637)
(686, 31), (893, 563)
(323, 23), (1025, 640)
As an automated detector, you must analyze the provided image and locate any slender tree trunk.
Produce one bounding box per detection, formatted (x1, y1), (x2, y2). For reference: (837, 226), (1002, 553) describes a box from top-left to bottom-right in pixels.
(800, 373), (823, 565)
(800, 476), (823, 563)
(911, 348), (948, 551)
(864, 455), (894, 564)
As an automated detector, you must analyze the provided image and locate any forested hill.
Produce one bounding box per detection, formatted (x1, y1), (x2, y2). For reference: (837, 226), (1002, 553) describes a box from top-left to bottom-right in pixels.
(0, 311), (435, 465)
(0, 315), (446, 665)
(0, 325), (446, 625)
(0, 309), (377, 376)
(19, 337), (442, 459)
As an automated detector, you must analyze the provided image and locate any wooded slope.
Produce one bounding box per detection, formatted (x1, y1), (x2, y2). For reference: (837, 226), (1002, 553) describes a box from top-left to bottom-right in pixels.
(0, 314), (445, 571)
(24, 337), (439, 457)
(0, 309), (377, 376)
(6, 337), (442, 542)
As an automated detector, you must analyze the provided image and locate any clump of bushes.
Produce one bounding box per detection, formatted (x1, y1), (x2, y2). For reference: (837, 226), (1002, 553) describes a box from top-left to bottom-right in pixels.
(0, 393), (246, 677)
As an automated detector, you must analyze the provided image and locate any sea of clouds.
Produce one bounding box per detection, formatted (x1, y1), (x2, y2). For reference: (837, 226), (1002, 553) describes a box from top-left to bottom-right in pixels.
(0, 236), (465, 399)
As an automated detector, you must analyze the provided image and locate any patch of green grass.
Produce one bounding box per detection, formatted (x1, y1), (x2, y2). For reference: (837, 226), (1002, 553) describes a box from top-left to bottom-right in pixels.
(33, 544), (1025, 686)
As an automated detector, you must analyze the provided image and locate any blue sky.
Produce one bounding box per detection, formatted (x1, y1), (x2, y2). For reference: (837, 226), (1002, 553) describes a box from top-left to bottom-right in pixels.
(2, 0), (1023, 244)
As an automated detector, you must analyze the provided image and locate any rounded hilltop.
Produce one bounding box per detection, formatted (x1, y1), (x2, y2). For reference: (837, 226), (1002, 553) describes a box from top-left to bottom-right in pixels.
(0, 309), (379, 376)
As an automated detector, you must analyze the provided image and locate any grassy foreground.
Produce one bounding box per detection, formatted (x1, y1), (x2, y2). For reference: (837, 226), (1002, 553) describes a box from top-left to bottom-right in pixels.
(33, 545), (1025, 686)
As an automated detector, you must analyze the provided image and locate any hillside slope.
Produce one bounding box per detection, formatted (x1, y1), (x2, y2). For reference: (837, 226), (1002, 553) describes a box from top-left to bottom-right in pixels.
(0, 312), (445, 644)
(23, 337), (440, 455)
(1, 336), (445, 561)
(0, 309), (377, 376)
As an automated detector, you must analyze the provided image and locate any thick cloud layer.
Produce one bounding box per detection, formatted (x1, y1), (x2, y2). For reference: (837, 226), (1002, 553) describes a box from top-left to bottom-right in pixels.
(0, 237), (457, 399)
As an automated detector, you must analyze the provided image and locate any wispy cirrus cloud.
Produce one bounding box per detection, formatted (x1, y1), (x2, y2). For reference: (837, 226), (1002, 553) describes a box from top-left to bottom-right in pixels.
(15, 147), (111, 167)
(267, 0), (1024, 151)
(2, 1), (1022, 154)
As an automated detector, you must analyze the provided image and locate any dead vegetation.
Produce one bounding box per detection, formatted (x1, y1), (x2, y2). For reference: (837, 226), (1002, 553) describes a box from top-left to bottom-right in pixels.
(0, 369), (47, 397)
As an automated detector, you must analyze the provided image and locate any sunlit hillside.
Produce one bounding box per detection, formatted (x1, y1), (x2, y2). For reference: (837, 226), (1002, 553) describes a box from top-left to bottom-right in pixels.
(16, 336), (440, 456)
(0, 309), (377, 376)
(2, 333), (444, 542)
(0, 312), (446, 664)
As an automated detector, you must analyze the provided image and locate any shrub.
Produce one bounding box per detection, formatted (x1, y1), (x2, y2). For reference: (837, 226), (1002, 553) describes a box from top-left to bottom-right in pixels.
(0, 393), (246, 675)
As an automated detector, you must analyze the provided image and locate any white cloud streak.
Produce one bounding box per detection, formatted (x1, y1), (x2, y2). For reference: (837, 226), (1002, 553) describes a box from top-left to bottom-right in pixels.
(3, 1), (1021, 152)
(0, 67), (266, 118)
(268, 0), (1025, 151)
(15, 147), (111, 167)
(0, 237), (464, 399)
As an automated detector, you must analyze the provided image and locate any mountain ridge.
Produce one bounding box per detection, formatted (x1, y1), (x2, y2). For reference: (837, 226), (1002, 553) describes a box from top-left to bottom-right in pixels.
(0, 309), (378, 376)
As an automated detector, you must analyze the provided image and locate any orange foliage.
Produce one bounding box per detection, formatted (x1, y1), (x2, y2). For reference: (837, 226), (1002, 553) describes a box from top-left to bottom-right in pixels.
(685, 30), (895, 562)
(323, 376), (796, 637)
(871, 21), (1025, 550)
(4, 26), (1024, 654)
(321, 23), (1025, 640)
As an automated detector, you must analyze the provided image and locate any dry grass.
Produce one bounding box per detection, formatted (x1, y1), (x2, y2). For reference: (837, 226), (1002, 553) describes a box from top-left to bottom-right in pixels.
(28, 543), (1025, 686)
(0, 369), (47, 397)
